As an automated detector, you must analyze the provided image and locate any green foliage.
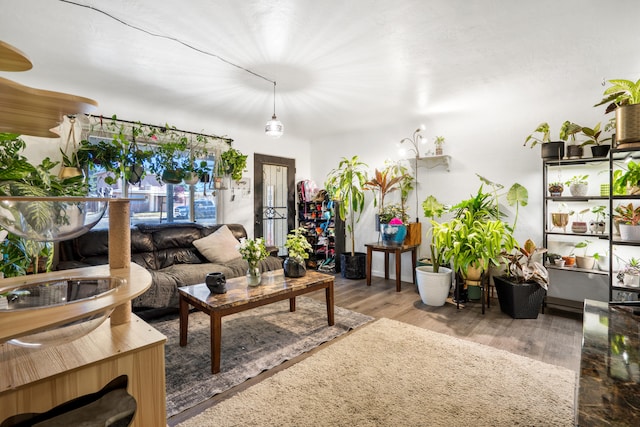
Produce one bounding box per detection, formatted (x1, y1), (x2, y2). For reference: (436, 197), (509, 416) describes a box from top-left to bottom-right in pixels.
(595, 78), (640, 113)
(378, 203), (408, 224)
(613, 160), (640, 195)
(580, 122), (612, 147)
(221, 148), (248, 181)
(565, 174), (589, 186)
(325, 155), (369, 256)
(524, 121), (581, 148)
(284, 227), (313, 261)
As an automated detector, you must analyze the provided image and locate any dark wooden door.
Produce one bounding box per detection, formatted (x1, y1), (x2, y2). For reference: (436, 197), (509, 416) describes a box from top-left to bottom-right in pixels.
(254, 154), (295, 255)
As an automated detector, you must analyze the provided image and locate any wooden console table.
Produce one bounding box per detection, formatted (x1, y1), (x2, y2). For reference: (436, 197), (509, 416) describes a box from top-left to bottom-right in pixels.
(365, 242), (419, 292)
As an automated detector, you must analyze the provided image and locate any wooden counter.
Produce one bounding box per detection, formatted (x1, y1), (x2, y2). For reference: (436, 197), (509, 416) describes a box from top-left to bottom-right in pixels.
(0, 314), (166, 426)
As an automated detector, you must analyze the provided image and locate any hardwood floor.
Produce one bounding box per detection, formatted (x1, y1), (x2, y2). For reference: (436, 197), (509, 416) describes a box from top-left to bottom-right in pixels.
(167, 274), (583, 426)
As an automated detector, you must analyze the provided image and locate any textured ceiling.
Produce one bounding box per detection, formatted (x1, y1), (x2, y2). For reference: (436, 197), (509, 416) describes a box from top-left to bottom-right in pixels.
(1, 0), (639, 140)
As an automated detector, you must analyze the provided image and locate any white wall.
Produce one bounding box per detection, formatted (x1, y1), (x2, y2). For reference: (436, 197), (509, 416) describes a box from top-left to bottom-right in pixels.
(310, 96), (612, 282)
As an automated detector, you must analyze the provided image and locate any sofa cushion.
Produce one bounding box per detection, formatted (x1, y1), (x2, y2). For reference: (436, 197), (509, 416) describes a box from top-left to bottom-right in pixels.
(193, 225), (242, 264)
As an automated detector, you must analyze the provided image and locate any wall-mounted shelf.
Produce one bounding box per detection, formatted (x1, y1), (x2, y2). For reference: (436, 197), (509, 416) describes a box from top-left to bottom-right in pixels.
(415, 155), (451, 171)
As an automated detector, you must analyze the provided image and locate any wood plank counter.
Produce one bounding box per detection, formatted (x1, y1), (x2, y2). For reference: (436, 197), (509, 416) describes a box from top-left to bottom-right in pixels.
(0, 314), (166, 426)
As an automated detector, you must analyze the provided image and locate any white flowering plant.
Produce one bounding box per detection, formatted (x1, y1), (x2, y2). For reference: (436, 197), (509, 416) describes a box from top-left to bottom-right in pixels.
(238, 237), (269, 266)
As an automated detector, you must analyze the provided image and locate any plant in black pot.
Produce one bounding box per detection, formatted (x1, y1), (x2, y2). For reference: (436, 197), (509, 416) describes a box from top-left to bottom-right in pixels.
(325, 155), (368, 279)
(494, 239), (548, 319)
(283, 227), (313, 278)
(524, 121), (582, 160)
(580, 122), (612, 158)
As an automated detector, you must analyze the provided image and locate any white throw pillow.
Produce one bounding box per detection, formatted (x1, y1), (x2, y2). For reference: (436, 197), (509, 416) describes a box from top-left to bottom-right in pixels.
(193, 225), (242, 264)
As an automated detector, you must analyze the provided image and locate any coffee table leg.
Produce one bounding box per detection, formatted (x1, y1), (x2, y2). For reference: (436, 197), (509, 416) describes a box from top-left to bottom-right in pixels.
(325, 282), (335, 326)
(211, 312), (222, 374)
(289, 297), (296, 312)
(179, 295), (189, 347)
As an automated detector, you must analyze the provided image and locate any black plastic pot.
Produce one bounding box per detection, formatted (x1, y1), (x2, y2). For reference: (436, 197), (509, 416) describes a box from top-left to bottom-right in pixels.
(540, 141), (564, 160)
(340, 252), (366, 280)
(590, 144), (611, 158)
(493, 276), (546, 319)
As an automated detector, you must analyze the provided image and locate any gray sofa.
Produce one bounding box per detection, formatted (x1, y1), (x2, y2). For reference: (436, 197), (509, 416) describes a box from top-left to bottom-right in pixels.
(57, 223), (283, 310)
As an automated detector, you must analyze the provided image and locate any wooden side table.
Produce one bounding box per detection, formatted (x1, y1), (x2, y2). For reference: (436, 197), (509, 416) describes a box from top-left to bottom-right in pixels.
(365, 242), (419, 292)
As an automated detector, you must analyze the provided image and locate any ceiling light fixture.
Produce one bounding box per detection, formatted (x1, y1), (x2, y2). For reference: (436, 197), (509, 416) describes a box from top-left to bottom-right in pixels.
(265, 81), (283, 138)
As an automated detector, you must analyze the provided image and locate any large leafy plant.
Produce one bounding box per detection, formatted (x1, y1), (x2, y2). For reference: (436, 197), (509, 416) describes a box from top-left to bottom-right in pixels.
(595, 78), (640, 114)
(0, 133), (87, 277)
(325, 155), (368, 256)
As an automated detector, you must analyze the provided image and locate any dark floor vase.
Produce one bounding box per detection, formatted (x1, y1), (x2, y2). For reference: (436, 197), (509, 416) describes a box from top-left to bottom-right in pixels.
(340, 252), (366, 280)
(493, 276), (546, 319)
(540, 141), (564, 160)
(283, 257), (306, 278)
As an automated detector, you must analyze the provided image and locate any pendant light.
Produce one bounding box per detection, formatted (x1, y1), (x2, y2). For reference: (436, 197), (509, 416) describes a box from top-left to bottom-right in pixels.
(265, 81), (283, 138)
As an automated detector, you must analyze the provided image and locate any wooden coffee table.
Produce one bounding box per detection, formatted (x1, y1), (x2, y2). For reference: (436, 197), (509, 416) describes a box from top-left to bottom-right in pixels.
(178, 269), (335, 374)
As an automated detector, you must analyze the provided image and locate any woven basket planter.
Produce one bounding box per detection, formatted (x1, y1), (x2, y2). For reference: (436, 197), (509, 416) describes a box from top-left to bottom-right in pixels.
(616, 103), (640, 146)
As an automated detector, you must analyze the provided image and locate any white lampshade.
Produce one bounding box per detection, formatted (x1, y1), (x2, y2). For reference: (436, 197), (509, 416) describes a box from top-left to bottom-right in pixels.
(265, 114), (283, 138)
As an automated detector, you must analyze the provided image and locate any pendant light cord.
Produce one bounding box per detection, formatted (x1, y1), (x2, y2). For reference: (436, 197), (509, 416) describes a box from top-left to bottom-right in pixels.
(59, 0), (276, 85)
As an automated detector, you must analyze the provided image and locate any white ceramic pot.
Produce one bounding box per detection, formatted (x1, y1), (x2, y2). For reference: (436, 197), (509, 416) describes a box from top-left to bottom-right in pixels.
(619, 224), (640, 241)
(623, 273), (640, 288)
(416, 266), (452, 306)
(569, 182), (588, 197)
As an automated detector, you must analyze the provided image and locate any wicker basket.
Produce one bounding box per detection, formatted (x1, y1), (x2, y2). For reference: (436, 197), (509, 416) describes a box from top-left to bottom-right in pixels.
(616, 103), (640, 145)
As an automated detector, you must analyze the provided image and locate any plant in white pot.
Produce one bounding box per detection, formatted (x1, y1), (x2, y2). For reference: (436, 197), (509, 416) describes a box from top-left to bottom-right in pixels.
(494, 239), (549, 319)
(616, 257), (640, 288)
(565, 174), (589, 197)
(415, 195), (452, 306)
(613, 203), (640, 241)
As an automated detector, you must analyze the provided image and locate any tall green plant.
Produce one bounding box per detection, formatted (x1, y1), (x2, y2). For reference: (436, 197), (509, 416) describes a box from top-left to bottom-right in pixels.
(325, 156), (369, 256)
(595, 78), (640, 113)
(422, 195), (447, 272)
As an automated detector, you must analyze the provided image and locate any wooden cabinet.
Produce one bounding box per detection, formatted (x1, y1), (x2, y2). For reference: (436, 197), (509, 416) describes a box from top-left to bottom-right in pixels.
(0, 315), (166, 426)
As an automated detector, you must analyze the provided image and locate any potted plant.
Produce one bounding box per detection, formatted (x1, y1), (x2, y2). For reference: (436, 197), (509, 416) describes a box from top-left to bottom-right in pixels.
(613, 160), (640, 195)
(524, 121), (582, 160)
(574, 240), (595, 270)
(548, 182), (564, 196)
(589, 205), (607, 234)
(616, 256), (640, 288)
(571, 208), (590, 234)
(415, 195), (452, 306)
(613, 203), (640, 241)
(58, 116), (84, 179)
(434, 136), (445, 155)
(325, 155), (369, 279)
(550, 203), (572, 233)
(149, 135), (189, 184)
(283, 227), (313, 278)
(432, 186), (517, 303)
(363, 166), (405, 231)
(565, 174), (589, 197)
(595, 78), (640, 146)
(580, 122), (612, 157)
(494, 239), (548, 319)
(221, 147), (248, 183)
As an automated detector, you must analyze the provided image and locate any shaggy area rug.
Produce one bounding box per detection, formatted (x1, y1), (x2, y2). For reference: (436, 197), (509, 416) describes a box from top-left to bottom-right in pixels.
(176, 317), (577, 427)
(150, 296), (373, 418)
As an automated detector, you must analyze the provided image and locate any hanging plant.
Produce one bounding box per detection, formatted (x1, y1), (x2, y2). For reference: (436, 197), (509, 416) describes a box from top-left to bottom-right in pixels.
(221, 147), (248, 182)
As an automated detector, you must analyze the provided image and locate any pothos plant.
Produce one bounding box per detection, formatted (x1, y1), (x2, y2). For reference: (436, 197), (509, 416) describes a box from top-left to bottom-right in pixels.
(221, 147), (248, 182)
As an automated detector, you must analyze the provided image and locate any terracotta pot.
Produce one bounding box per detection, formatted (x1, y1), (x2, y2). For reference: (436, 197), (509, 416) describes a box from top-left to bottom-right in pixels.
(562, 256), (576, 267)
